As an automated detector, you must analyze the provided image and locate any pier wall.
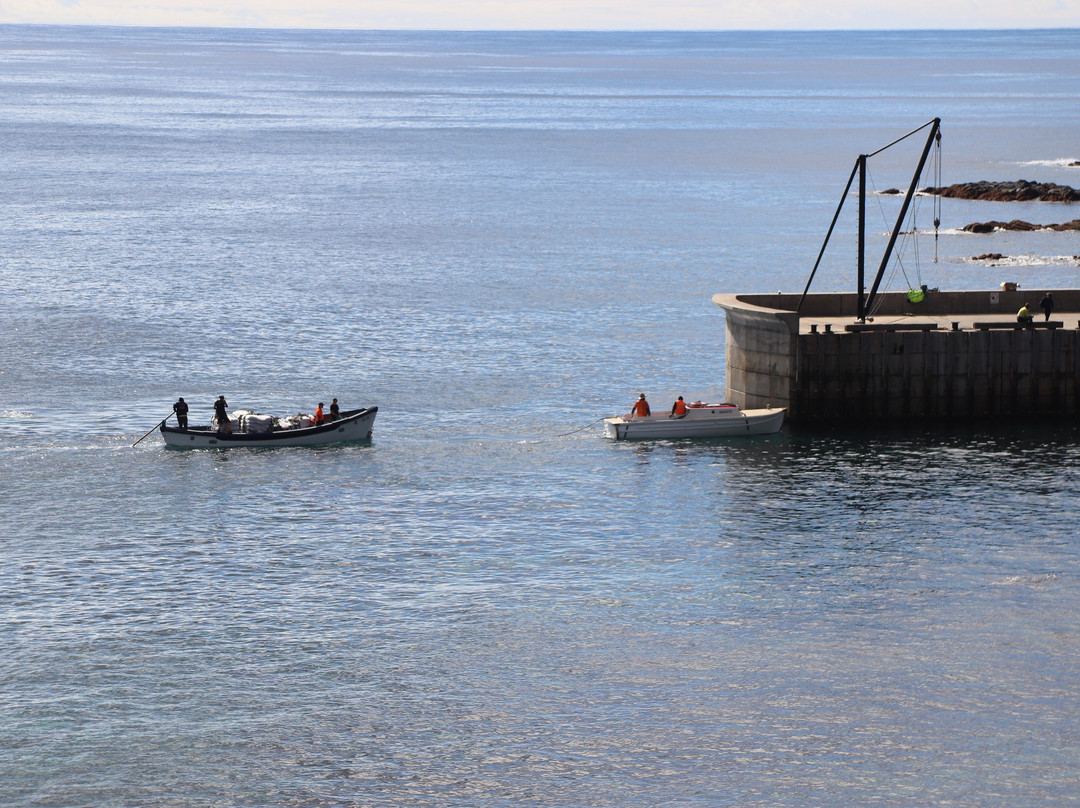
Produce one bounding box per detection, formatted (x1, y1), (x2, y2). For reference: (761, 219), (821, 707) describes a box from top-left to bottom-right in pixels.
(714, 290), (1080, 423)
(794, 327), (1080, 421)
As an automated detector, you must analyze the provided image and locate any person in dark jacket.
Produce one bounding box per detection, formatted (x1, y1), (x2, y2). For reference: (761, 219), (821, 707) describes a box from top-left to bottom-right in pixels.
(1039, 292), (1054, 321)
(213, 395), (230, 432)
(173, 397), (189, 429)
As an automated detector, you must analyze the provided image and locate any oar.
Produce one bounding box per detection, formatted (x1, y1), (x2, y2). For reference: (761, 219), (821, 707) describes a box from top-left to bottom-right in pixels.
(132, 412), (172, 447)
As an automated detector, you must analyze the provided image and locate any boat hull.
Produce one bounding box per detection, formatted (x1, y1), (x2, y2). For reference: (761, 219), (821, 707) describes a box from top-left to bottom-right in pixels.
(603, 406), (784, 441)
(160, 407), (377, 448)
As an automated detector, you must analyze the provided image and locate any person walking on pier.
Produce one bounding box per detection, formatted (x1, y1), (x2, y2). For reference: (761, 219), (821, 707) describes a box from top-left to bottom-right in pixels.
(1040, 293), (1054, 321)
(1017, 303), (1034, 326)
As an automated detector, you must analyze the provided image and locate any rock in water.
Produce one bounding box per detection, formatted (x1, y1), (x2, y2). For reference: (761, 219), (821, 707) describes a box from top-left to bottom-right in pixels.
(922, 180), (1080, 202)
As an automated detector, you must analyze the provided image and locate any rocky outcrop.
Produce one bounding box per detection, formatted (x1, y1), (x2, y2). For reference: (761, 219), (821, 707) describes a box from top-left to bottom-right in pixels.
(962, 219), (1080, 233)
(923, 180), (1080, 202)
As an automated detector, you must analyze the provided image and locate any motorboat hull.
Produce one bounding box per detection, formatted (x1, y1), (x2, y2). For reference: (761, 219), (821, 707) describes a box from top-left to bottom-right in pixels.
(160, 407), (377, 448)
(603, 405), (784, 441)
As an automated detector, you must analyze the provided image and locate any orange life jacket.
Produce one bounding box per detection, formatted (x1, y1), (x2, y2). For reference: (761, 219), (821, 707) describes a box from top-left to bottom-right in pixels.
(314, 406), (324, 424)
(672, 399), (687, 416)
(631, 399), (650, 417)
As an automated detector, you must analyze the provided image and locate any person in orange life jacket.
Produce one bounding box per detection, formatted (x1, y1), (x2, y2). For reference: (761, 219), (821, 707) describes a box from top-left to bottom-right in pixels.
(670, 396), (687, 418)
(329, 398), (340, 421)
(314, 402), (325, 425)
(630, 393), (650, 419)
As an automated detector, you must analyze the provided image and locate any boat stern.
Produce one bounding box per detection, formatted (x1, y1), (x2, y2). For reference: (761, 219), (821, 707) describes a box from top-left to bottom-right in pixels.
(602, 416), (628, 440)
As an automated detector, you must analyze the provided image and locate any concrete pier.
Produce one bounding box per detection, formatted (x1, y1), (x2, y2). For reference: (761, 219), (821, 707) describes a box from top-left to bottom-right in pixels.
(713, 289), (1080, 423)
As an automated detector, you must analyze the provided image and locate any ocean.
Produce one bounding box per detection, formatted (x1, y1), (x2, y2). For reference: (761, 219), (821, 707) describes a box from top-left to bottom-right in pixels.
(2, 26), (1079, 807)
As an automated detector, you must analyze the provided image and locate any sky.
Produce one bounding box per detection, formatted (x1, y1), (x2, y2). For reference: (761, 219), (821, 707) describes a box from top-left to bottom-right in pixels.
(0, 0), (1077, 29)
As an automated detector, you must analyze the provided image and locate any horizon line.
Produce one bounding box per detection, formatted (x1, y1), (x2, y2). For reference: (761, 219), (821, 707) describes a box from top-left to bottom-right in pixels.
(2, 21), (1079, 33)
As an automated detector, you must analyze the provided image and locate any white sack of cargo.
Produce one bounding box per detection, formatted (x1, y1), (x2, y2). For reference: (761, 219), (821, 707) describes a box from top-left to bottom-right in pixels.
(229, 409), (255, 433)
(274, 414), (315, 430)
(246, 414), (274, 433)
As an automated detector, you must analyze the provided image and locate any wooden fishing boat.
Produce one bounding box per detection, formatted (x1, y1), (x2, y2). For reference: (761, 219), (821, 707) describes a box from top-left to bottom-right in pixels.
(160, 407), (377, 448)
(603, 403), (784, 441)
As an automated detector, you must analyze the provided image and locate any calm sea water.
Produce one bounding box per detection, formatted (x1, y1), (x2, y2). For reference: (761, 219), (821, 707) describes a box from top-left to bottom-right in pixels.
(2, 26), (1080, 807)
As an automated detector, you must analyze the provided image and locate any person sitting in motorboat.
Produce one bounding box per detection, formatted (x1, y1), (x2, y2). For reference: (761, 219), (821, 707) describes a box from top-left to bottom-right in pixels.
(670, 396), (687, 418)
(629, 393), (650, 419)
(329, 398), (340, 421)
(314, 402), (326, 425)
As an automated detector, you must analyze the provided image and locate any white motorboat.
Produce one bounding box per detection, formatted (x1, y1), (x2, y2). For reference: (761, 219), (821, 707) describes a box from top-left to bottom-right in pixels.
(603, 403), (784, 441)
(160, 407), (377, 448)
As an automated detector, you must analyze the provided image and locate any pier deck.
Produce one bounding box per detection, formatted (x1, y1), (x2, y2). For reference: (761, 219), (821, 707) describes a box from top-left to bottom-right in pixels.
(797, 311), (1076, 334)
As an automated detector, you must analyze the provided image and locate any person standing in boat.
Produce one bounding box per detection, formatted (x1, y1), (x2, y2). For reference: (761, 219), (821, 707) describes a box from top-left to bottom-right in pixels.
(213, 395), (230, 432)
(329, 398), (340, 421)
(670, 396), (688, 418)
(1039, 292), (1054, 321)
(314, 402), (326, 425)
(172, 397), (189, 430)
(630, 393), (650, 419)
